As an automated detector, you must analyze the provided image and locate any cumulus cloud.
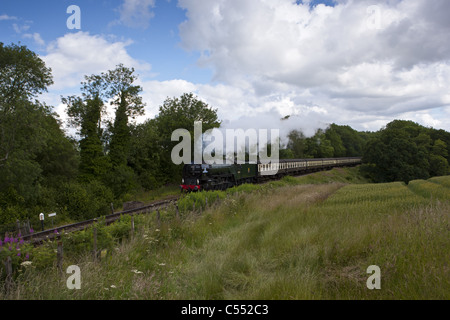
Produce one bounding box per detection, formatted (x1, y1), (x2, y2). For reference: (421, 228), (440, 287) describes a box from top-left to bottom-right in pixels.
(176, 0), (450, 132)
(42, 31), (151, 90)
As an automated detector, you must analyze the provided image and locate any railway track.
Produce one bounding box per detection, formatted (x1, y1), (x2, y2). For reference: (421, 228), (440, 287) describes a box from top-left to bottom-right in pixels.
(21, 196), (179, 245)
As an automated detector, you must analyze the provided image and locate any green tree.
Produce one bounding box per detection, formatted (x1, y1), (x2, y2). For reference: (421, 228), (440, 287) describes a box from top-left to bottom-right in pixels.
(128, 119), (163, 190)
(63, 75), (110, 182)
(156, 93), (221, 181)
(304, 129), (334, 158)
(105, 64), (145, 168)
(287, 130), (307, 158)
(0, 43), (83, 223)
(361, 120), (449, 183)
(0, 42), (53, 166)
(325, 125), (346, 157)
(429, 139), (449, 176)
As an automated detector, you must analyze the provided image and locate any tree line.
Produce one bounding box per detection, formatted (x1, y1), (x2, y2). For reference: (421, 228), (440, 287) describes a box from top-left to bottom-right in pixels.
(0, 43), (220, 225)
(1, 43), (449, 225)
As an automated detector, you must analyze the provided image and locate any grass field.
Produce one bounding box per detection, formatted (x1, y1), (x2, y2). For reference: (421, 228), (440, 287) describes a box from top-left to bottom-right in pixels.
(2, 168), (449, 300)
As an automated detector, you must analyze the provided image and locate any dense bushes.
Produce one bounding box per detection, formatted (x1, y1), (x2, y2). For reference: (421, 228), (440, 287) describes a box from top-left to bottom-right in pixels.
(55, 181), (115, 221)
(361, 120), (450, 183)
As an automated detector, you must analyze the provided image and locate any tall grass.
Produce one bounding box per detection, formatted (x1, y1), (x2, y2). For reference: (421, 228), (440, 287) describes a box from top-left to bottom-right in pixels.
(2, 172), (449, 300)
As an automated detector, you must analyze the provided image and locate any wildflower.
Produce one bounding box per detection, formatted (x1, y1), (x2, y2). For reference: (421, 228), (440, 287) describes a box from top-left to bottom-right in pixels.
(20, 261), (32, 267)
(110, 285), (117, 289)
(131, 269), (143, 274)
(25, 253), (30, 260)
(17, 252), (21, 257)
(4, 236), (10, 243)
(29, 228), (34, 234)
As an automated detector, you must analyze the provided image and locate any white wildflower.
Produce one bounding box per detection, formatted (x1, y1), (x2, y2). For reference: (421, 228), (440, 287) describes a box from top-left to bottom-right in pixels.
(21, 261), (32, 267)
(131, 269), (144, 274)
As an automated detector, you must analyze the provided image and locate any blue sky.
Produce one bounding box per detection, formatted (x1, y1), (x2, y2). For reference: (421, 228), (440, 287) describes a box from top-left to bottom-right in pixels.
(1, 0), (450, 137)
(1, 0), (208, 82)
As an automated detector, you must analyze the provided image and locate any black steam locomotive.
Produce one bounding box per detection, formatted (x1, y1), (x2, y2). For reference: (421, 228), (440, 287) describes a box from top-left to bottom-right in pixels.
(181, 157), (362, 192)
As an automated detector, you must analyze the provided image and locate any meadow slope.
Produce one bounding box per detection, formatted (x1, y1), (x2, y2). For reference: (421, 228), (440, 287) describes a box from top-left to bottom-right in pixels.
(2, 168), (449, 300)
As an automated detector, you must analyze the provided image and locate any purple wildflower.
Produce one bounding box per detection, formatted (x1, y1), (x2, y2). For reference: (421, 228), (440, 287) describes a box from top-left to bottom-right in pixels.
(29, 228), (34, 234)
(17, 252), (21, 257)
(25, 253), (29, 260)
(19, 238), (24, 245)
(4, 236), (10, 243)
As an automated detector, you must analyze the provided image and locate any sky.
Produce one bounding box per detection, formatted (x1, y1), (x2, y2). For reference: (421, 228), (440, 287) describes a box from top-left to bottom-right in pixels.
(1, 0), (450, 142)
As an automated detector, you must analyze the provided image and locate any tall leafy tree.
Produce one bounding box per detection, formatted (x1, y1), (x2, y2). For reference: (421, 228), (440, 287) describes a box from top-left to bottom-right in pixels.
(63, 74), (110, 182)
(156, 93), (221, 181)
(0, 42), (53, 166)
(128, 119), (163, 190)
(287, 130), (307, 158)
(0, 43), (81, 223)
(105, 64), (145, 168)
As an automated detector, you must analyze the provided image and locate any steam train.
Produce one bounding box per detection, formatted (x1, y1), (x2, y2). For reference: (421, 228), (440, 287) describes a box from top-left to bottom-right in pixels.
(181, 157), (362, 192)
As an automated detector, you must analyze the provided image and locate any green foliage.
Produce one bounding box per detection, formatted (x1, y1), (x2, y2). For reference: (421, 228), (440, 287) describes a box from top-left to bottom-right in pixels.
(30, 245), (56, 271)
(285, 124), (373, 159)
(0, 43), (79, 224)
(128, 119), (164, 189)
(104, 164), (139, 199)
(0, 42), (53, 104)
(63, 86), (110, 183)
(156, 93), (221, 182)
(361, 120), (450, 183)
(62, 223), (114, 258)
(106, 64), (145, 169)
(0, 235), (33, 280)
(178, 191), (226, 213)
(55, 181), (114, 221)
(107, 215), (135, 240)
(4, 173), (449, 299)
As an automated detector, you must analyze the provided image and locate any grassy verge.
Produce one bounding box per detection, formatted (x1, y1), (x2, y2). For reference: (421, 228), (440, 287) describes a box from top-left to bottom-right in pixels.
(2, 170), (448, 300)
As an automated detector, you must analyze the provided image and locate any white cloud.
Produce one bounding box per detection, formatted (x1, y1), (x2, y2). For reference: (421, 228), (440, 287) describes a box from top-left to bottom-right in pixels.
(176, 0), (450, 132)
(12, 22), (30, 34)
(0, 14), (17, 21)
(23, 32), (45, 47)
(43, 31), (151, 90)
(113, 0), (156, 29)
